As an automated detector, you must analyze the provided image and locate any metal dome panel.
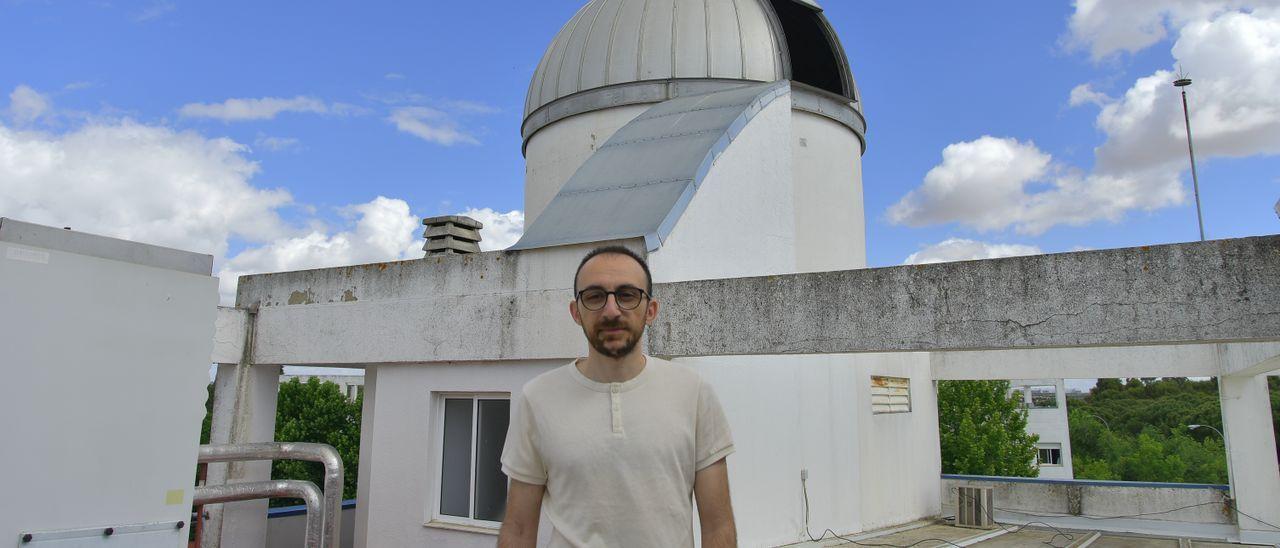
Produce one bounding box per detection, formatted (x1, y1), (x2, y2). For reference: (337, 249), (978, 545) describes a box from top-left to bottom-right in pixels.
(524, 0), (787, 121)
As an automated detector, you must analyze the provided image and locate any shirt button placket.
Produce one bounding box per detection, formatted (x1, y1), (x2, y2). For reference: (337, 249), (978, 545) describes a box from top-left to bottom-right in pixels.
(610, 383), (623, 434)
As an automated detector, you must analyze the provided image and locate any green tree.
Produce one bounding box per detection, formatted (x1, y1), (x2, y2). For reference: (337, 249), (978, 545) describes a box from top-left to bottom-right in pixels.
(271, 378), (362, 507)
(938, 380), (1039, 477)
(1068, 377), (1242, 484)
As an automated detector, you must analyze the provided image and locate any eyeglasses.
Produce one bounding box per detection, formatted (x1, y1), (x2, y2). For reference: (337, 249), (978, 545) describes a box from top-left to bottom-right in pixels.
(576, 287), (650, 311)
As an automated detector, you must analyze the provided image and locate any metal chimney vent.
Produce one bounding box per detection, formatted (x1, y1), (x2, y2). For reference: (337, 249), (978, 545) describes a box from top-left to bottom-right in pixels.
(956, 486), (995, 529)
(422, 215), (483, 256)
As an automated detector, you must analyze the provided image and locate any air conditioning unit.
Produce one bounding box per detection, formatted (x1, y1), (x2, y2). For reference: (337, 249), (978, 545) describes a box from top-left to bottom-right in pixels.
(956, 486), (995, 529)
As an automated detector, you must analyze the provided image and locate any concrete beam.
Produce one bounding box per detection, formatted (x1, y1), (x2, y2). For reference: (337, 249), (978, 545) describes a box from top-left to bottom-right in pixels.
(1217, 342), (1280, 377)
(931, 343), (1280, 380)
(240, 236), (1280, 365)
(251, 290), (586, 365)
(650, 236), (1280, 357)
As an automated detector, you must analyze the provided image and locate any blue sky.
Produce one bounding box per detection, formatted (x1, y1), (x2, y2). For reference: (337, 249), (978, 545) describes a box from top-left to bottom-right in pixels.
(2, 0), (1279, 304)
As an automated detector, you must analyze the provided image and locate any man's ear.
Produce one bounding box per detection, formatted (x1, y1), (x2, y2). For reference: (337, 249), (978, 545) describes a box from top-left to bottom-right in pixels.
(569, 299), (583, 326)
(645, 298), (659, 326)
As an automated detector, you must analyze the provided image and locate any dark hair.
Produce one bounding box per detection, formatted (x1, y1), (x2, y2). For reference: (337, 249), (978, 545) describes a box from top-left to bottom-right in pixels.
(573, 245), (653, 294)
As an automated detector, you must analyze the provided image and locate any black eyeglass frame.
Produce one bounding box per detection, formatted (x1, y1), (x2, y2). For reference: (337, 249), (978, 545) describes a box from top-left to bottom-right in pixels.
(574, 287), (652, 311)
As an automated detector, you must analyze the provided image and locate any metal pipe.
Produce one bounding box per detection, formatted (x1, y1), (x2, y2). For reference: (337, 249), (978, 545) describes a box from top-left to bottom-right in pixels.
(194, 480), (322, 548)
(199, 443), (342, 548)
(1175, 77), (1205, 241)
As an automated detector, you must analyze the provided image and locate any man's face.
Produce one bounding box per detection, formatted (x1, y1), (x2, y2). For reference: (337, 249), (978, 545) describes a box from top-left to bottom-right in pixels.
(570, 253), (659, 359)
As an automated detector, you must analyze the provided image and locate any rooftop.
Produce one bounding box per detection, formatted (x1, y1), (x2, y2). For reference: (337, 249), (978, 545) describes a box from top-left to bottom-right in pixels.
(790, 521), (1271, 548)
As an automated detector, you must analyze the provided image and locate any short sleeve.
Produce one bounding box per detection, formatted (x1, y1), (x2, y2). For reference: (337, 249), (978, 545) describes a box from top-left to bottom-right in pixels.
(694, 377), (735, 470)
(501, 390), (547, 485)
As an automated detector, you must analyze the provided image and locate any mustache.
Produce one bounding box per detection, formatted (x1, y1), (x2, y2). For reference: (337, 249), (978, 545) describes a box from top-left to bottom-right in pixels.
(595, 320), (628, 330)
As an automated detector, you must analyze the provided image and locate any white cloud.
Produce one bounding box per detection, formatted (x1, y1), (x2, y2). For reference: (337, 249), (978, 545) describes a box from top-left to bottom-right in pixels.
(384, 73), (405, 80)
(1095, 8), (1280, 174)
(1064, 0), (1279, 60)
(888, 136), (1185, 235)
(1068, 83), (1112, 108)
(903, 238), (1043, 265)
(388, 106), (479, 146)
(8, 85), (51, 124)
(0, 118), (293, 263)
(459, 207), (524, 250)
(179, 96), (329, 121)
(216, 196), (423, 302)
(893, 7), (1280, 236)
(439, 99), (500, 115)
(253, 135), (301, 152)
(888, 136), (1051, 232)
(0, 97), (435, 306)
(136, 0), (175, 22)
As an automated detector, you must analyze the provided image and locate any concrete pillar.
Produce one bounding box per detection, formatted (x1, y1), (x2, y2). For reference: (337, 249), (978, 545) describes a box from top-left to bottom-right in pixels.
(1218, 347), (1280, 545)
(353, 366), (377, 548)
(202, 362), (283, 548)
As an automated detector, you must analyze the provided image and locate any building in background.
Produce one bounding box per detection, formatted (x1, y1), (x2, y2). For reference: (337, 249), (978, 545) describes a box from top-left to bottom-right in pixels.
(1010, 379), (1074, 480)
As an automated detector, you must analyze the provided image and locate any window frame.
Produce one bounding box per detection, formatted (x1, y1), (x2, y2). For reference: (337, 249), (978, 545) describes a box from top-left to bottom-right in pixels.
(1027, 385), (1059, 409)
(428, 392), (511, 530)
(1036, 444), (1063, 467)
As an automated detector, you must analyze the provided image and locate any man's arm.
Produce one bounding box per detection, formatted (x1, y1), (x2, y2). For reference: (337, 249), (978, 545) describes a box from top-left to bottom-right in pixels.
(497, 478), (544, 548)
(694, 458), (737, 548)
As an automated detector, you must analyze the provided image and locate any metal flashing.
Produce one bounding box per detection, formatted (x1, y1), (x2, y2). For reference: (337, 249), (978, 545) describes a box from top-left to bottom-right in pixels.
(511, 81), (790, 252)
(0, 217), (214, 276)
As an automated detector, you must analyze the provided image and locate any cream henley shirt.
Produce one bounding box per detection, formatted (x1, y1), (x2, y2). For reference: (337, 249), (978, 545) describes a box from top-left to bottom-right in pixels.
(500, 356), (735, 547)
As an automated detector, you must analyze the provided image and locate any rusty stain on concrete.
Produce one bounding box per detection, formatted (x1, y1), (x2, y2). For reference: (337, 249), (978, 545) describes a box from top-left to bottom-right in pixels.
(287, 290), (317, 305)
(341, 289), (358, 302)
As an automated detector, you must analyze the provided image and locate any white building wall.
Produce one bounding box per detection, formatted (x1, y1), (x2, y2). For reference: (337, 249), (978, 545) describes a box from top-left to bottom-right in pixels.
(1010, 379), (1074, 480)
(792, 111), (867, 272)
(677, 353), (939, 545)
(1, 234), (217, 546)
(523, 105), (652, 228)
(650, 95), (941, 541)
(353, 361), (564, 548)
(854, 354), (942, 531)
(649, 95), (796, 281)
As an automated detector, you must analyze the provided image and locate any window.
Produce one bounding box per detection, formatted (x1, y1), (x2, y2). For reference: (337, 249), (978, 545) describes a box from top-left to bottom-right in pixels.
(1037, 444), (1062, 467)
(1009, 388), (1027, 408)
(1028, 386), (1058, 409)
(435, 395), (510, 526)
(871, 376), (911, 414)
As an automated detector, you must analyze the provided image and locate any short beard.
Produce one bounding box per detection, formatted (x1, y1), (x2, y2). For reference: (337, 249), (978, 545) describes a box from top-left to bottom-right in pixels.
(586, 322), (642, 359)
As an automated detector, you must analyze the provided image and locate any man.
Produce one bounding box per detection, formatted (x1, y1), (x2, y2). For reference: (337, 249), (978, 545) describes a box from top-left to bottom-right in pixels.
(497, 246), (737, 547)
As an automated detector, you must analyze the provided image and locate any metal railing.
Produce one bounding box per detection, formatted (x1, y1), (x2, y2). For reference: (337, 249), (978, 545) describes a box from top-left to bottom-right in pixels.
(194, 480), (322, 548)
(198, 442), (343, 548)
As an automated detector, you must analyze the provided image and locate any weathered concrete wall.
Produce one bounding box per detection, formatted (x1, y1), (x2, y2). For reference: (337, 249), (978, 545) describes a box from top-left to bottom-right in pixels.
(650, 236), (1280, 357)
(941, 476), (1232, 525)
(238, 237), (1280, 366)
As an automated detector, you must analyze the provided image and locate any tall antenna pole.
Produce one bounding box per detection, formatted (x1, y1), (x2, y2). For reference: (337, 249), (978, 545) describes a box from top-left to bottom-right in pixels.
(1173, 71), (1205, 241)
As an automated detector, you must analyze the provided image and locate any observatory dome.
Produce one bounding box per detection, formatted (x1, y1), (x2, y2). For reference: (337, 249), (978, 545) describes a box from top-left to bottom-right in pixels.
(522, 0), (859, 143)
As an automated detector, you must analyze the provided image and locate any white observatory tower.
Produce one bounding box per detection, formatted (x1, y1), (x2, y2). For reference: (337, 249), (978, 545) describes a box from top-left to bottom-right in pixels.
(517, 0), (869, 276)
